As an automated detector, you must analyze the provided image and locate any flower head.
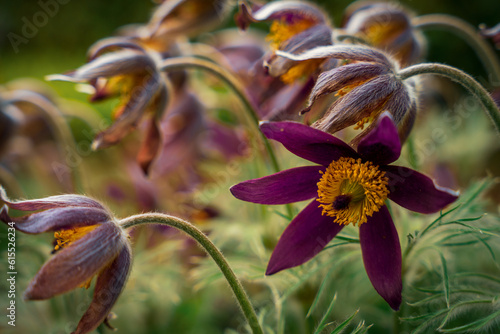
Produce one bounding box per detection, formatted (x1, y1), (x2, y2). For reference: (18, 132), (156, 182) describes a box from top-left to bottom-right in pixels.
(230, 113), (458, 310)
(47, 40), (168, 173)
(277, 44), (420, 144)
(0, 189), (131, 334)
(342, 1), (425, 65)
(236, 1), (334, 83)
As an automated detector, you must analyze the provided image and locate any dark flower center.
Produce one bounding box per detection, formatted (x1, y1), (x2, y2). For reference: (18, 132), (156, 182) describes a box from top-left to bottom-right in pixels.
(332, 194), (352, 210)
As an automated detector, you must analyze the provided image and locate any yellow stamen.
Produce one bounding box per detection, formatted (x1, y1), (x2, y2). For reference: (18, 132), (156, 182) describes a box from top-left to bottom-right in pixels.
(280, 59), (323, 83)
(266, 19), (314, 50)
(53, 225), (98, 289)
(317, 157), (389, 226)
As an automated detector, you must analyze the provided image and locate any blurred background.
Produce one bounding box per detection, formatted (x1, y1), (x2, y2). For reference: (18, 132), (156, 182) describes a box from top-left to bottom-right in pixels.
(1, 1), (500, 334)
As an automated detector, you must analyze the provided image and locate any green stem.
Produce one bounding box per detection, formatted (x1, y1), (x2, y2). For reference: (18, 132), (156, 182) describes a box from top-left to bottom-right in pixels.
(160, 57), (281, 173)
(398, 63), (500, 134)
(120, 213), (264, 334)
(160, 57), (293, 218)
(412, 14), (500, 86)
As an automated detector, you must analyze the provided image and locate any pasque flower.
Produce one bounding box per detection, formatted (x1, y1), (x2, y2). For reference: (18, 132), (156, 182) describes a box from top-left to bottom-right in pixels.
(230, 113), (458, 310)
(0, 189), (132, 334)
(48, 40), (168, 173)
(236, 1), (334, 83)
(277, 44), (420, 144)
(342, 1), (425, 65)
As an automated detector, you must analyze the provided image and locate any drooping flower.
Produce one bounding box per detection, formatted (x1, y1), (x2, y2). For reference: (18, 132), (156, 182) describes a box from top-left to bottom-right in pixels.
(47, 40), (168, 173)
(276, 44), (420, 144)
(236, 1), (334, 83)
(341, 1), (426, 65)
(0, 189), (132, 334)
(230, 113), (458, 310)
(143, 0), (234, 50)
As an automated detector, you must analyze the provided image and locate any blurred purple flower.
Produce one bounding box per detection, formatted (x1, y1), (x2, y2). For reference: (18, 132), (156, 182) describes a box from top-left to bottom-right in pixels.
(277, 44), (420, 144)
(342, 1), (426, 66)
(230, 113), (458, 310)
(48, 41), (168, 173)
(236, 1), (334, 83)
(0, 189), (131, 334)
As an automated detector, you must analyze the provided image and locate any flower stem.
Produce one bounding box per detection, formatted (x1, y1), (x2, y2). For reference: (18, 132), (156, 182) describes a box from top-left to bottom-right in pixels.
(160, 57), (294, 218)
(160, 57), (281, 173)
(412, 14), (500, 86)
(398, 63), (500, 134)
(120, 213), (264, 334)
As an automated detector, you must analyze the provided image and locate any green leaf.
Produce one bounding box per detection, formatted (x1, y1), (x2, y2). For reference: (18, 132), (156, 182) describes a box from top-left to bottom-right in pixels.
(328, 309), (359, 334)
(439, 307), (500, 333)
(438, 250), (450, 308)
(313, 293), (337, 334)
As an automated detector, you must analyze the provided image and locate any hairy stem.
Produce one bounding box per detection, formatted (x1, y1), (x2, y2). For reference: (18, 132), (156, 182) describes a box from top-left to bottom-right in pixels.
(413, 14), (500, 86)
(120, 213), (264, 334)
(160, 57), (280, 172)
(399, 63), (500, 134)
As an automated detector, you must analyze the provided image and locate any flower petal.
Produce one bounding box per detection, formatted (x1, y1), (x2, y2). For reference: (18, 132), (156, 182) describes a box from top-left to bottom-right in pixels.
(136, 115), (161, 175)
(23, 223), (125, 300)
(266, 200), (344, 275)
(266, 24), (333, 77)
(383, 165), (459, 213)
(47, 51), (156, 83)
(92, 75), (162, 149)
(305, 62), (391, 109)
(72, 244), (132, 334)
(313, 75), (398, 134)
(359, 206), (402, 310)
(231, 166), (323, 205)
(357, 112), (401, 165)
(260, 121), (357, 166)
(236, 1), (328, 30)
(0, 187), (106, 211)
(276, 44), (393, 68)
(1, 206), (111, 234)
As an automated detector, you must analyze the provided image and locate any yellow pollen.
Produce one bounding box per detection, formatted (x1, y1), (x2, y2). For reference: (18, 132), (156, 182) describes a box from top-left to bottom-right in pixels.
(266, 19), (314, 50)
(317, 157), (389, 226)
(53, 225), (98, 289)
(280, 59), (323, 83)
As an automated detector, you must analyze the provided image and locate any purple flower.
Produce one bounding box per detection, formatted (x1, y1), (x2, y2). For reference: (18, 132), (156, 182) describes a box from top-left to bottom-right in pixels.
(236, 1), (334, 83)
(0, 189), (131, 334)
(342, 2), (425, 66)
(47, 40), (168, 173)
(276, 44), (420, 144)
(230, 113), (458, 310)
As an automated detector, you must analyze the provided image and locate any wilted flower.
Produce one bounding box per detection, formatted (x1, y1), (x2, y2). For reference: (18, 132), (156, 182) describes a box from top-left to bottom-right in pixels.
(480, 23), (500, 49)
(230, 113), (458, 310)
(236, 1), (334, 83)
(48, 41), (168, 173)
(277, 44), (420, 144)
(0, 188), (132, 334)
(342, 1), (425, 65)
